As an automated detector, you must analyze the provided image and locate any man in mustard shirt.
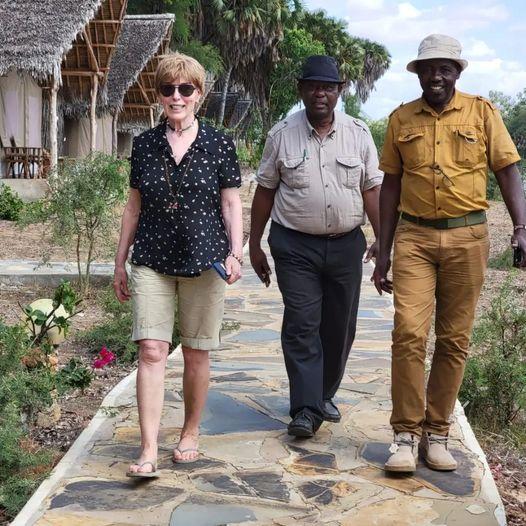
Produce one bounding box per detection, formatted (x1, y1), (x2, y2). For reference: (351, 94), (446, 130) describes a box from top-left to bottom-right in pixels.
(373, 34), (526, 473)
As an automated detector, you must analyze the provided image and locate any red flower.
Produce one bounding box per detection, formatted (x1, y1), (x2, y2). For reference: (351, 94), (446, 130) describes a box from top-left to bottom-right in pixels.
(92, 347), (116, 369)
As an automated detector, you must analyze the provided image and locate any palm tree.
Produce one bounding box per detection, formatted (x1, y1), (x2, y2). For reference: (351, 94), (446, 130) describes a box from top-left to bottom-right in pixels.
(201, 0), (288, 126)
(237, 7), (391, 138)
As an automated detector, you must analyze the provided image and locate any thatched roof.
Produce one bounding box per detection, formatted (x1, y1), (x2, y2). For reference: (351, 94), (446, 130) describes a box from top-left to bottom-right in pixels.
(0, 0), (103, 81)
(105, 14), (174, 112)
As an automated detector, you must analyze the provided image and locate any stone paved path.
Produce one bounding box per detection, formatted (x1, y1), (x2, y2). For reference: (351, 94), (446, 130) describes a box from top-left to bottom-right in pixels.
(13, 236), (504, 525)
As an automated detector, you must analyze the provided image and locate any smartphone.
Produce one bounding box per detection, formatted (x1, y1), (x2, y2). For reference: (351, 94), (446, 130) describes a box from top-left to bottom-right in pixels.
(513, 245), (523, 268)
(212, 261), (230, 280)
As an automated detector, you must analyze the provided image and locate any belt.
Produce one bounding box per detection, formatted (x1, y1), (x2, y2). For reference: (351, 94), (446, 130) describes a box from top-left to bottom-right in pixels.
(400, 210), (486, 230)
(313, 231), (351, 239)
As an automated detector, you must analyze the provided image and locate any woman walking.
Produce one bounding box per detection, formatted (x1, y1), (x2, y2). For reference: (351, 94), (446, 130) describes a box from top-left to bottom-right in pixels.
(113, 52), (243, 477)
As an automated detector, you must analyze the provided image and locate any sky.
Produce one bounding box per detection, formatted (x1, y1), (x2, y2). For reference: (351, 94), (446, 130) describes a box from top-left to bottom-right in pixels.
(303, 0), (526, 119)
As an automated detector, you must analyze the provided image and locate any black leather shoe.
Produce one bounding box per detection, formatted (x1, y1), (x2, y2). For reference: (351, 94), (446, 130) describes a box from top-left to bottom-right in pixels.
(321, 399), (341, 423)
(288, 410), (319, 437)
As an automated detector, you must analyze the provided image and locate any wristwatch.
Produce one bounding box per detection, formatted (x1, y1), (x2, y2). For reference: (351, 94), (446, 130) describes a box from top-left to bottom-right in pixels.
(513, 224), (526, 232)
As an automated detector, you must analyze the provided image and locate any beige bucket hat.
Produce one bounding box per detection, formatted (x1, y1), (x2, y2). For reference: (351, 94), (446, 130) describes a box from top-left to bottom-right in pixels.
(407, 34), (468, 73)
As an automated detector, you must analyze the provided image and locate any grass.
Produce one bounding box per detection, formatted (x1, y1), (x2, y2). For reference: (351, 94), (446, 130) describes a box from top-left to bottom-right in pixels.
(488, 246), (513, 270)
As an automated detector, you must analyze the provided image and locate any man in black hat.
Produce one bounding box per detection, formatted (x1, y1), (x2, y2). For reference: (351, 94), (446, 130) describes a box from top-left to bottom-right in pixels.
(249, 55), (383, 436)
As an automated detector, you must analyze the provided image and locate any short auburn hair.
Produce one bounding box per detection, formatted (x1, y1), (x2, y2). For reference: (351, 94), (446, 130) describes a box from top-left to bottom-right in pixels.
(154, 52), (205, 95)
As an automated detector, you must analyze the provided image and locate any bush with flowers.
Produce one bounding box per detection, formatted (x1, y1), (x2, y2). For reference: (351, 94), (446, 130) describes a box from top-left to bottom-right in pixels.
(0, 282), (115, 519)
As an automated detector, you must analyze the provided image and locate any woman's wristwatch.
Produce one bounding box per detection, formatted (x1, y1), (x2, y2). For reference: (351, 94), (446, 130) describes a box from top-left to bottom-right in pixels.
(227, 251), (243, 266)
(513, 224), (526, 232)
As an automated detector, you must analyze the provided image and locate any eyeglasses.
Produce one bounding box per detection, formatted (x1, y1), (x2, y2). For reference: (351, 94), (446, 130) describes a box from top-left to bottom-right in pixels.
(159, 83), (197, 98)
(432, 164), (455, 187)
(301, 83), (340, 94)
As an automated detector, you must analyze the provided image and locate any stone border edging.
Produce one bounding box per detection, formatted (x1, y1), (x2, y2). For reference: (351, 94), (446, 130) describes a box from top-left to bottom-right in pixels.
(11, 345), (182, 526)
(363, 260), (506, 525)
(454, 401), (506, 525)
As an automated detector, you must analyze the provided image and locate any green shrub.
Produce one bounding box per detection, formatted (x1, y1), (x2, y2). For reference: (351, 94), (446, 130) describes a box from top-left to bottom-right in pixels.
(460, 274), (526, 429)
(57, 358), (93, 394)
(78, 287), (137, 363)
(0, 322), (56, 418)
(19, 154), (129, 295)
(0, 185), (24, 221)
(78, 285), (182, 363)
(488, 246), (513, 270)
(0, 281), (87, 519)
(487, 174), (502, 200)
(0, 401), (52, 520)
(236, 144), (262, 170)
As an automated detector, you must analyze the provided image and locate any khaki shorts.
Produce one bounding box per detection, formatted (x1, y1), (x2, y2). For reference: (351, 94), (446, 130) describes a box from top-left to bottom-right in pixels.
(130, 264), (226, 350)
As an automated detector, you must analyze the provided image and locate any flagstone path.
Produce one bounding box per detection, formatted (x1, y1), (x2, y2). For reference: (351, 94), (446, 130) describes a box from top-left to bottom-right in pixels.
(12, 236), (505, 525)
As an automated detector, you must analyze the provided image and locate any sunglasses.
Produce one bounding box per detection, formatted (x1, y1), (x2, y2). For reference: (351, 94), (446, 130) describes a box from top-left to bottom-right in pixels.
(159, 83), (197, 98)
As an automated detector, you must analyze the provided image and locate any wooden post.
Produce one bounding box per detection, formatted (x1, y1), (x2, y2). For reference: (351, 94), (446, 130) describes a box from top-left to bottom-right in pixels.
(49, 76), (59, 170)
(90, 74), (98, 152)
(149, 106), (155, 129)
(112, 113), (118, 156)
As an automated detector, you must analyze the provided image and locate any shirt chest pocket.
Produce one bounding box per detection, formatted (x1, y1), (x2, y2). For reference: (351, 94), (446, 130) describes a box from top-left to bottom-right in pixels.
(336, 157), (362, 188)
(280, 157), (309, 189)
(397, 130), (425, 168)
(454, 128), (485, 167)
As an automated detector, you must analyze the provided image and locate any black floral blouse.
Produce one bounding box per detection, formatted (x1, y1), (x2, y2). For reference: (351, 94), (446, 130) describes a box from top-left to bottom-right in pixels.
(129, 120), (241, 276)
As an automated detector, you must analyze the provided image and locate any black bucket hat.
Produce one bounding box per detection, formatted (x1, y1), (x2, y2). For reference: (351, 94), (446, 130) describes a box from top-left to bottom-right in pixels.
(297, 55), (345, 83)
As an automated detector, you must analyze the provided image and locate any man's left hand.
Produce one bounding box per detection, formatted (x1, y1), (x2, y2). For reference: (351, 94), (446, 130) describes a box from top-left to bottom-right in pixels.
(364, 239), (379, 263)
(512, 228), (526, 268)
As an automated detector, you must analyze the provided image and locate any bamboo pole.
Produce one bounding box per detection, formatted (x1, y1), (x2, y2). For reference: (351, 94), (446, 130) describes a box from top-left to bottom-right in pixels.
(90, 74), (99, 152)
(112, 113), (118, 156)
(149, 106), (155, 128)
(49, 75), (59, 170)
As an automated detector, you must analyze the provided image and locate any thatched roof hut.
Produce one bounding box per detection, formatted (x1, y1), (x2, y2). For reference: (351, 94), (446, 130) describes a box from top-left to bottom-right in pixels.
(0, 0), (127, 171)
(105, 14), (174, 115)
(0, 0), (103, 81)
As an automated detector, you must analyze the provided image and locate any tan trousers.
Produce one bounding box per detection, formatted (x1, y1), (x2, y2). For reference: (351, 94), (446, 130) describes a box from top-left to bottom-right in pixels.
(390, 219), (490, 436)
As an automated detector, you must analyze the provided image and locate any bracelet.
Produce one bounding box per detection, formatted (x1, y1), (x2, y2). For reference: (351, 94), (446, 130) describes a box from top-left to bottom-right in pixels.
(513, 224), (526, 231)
(227, 251), (244, 266)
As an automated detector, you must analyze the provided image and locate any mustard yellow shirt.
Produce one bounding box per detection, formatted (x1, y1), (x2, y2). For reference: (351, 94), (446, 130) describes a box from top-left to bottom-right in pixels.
(379, 90), (521, 219)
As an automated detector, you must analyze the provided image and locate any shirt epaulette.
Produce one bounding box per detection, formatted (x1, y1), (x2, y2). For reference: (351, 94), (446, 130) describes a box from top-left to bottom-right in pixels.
(475, 95), (497, 111)
(352, 117), (369, 133)
(268, 119), (289, 138)
(388, 102), (405, 118)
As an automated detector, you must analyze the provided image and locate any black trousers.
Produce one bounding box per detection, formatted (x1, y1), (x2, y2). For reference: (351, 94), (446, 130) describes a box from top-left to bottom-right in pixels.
(268, 221), (366, 426)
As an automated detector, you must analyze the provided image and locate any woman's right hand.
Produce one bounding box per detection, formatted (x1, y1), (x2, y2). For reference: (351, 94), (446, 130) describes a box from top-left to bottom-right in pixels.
(113, 265), (131, 302)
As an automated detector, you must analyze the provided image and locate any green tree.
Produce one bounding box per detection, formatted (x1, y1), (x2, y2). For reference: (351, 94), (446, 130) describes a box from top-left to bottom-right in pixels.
(343, 93), (364, 119)
(243, 6), (390, 139)
(127, 0), (224, 75)
(489, 89), (526, 197)
(19, 154), (129, 296)
(367, 117), (388, 154)
(267, 27), (325, 125)
(342, 93), (387, 153)
(202, 0), (289, 126)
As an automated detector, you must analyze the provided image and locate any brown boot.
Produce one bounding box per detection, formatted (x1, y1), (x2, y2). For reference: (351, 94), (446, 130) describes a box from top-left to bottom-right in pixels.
(384, 432), (418, 472)
(420, 432), (457, 471)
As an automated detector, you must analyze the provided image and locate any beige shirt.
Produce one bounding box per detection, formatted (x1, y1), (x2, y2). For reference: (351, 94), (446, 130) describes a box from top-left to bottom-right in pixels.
(257, 110), (383, 235)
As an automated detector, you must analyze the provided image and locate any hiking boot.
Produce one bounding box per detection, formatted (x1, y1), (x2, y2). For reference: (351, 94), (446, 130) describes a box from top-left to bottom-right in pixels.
(384, 432), (418, 472)
(420, 432), (457, 471)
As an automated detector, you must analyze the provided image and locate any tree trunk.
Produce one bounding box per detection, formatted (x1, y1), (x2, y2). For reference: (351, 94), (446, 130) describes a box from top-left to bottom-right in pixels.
(217, 65), (232, 127)
(90, 74), (99, 152)
(259, 106), (273, 145)
(112, 113), (118, 156)
(49, 76), (59, 170)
